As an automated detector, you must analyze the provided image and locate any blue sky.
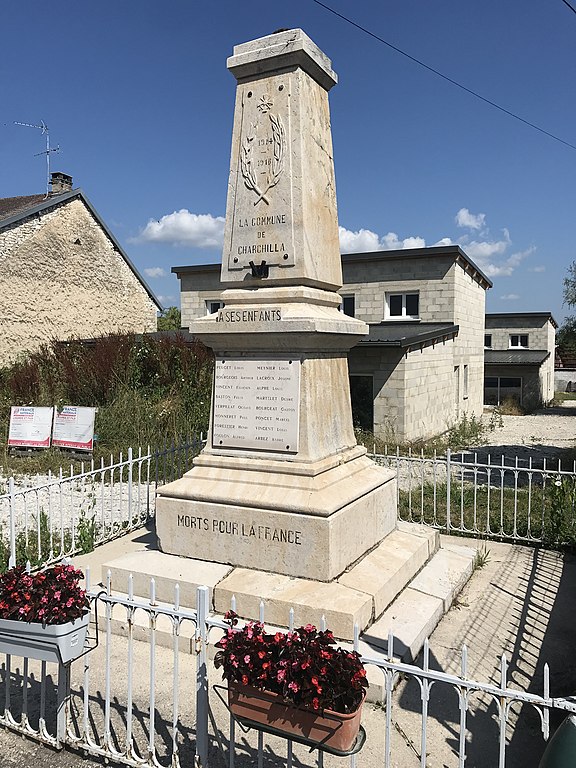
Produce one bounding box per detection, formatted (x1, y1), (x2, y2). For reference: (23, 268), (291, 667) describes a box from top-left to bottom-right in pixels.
(3, 1), (575, 322)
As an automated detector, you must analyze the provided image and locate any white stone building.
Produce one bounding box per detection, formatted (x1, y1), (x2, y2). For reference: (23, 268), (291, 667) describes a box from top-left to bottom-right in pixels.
(174, 244), (492, 443)
(0, 172), (160, 365)
(484, 312), (557, 409)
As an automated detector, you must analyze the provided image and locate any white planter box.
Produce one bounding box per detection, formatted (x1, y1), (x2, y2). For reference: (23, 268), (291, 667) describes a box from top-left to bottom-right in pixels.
(0, 612), (90, 664)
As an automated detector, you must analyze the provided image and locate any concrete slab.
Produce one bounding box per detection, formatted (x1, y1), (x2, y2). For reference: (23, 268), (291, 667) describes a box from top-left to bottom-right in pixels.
(103, 549), (233, 608)
(214, 567), (373, 640)
(362, 588), (445, 661)
(338, 525), (436, 617)
(410, 546), (476, 611)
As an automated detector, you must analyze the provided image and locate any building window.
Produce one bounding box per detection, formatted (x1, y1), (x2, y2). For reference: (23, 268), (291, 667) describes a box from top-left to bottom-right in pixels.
(340, 295), (355, 317)
(484, 376), (522, 406)
(509, 334), (529, 348)
(463, 364), (469, 399)
(206, 300), (224, 314)
(386, 292), (419, 319)
(484, 334), (492, 348)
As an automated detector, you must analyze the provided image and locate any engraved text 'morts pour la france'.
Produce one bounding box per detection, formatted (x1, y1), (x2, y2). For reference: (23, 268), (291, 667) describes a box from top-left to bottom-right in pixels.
(228, 83), (294, 270)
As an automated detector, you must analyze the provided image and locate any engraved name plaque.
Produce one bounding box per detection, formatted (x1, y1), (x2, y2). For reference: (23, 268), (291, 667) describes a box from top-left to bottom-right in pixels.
(212, 356), (300, 452)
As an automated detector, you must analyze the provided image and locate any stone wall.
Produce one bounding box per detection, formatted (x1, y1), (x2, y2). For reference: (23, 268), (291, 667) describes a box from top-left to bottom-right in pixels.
(340, 255), (454, 323)
(0, 197), (158, 364)
(485, 315), (552, 351)
(452, 263), (487, 420)
(403, 338), (457, 441)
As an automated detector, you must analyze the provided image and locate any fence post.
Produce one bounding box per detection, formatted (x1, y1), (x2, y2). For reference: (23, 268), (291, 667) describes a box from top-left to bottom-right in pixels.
(196, 585), (210, 767)
(8, 477), (16, 568)
(446, 448), (451, 534)
(56, 661), (71, 748)
(127, 447), (133, 527)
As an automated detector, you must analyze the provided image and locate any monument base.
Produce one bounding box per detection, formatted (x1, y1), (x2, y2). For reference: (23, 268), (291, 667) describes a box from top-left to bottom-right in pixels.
(156, 448), (396, 582)
(101, 522), (476, 646)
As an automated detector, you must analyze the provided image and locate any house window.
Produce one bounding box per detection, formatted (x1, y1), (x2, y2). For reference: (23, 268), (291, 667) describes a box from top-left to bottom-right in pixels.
(206, 300), (224, 314)
(463, 364), (469, 399)
(341, 295), (355, 317)
(484, 376), (522, 406)
(484, 334), (492, 348)
(509, 334), (529, 348)
(386, 292), (419, 319)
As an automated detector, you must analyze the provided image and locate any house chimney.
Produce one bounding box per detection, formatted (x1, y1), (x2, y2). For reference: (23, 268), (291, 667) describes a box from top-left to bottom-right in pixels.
(50, 172), (73, 195)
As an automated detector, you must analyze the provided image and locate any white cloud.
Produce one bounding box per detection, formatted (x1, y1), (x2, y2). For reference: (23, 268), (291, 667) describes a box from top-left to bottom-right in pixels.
(528, 265), (546, 273)
(500, 294), (520, 300)
(157, 295), (176, 304)
(432, 237), (454, 247)
(144, 267), (167, 278)
(138, 210), (225, 248)
(466, 242), (533, 278)
(338, 226), (425, 253)
(455, 208), (486, 231)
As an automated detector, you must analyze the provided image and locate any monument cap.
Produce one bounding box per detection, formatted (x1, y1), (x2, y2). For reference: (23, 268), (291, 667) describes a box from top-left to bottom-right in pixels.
(227, 28), (338, 91)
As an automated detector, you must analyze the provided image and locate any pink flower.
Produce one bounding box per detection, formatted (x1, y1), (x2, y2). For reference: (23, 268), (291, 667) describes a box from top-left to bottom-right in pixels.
(288, 681), (299, 692)
(277, 670), (286, 682)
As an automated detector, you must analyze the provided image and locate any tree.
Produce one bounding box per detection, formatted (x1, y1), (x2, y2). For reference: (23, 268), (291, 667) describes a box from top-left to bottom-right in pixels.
(558, 263), (576, 353)
(157, 306), (182, 331)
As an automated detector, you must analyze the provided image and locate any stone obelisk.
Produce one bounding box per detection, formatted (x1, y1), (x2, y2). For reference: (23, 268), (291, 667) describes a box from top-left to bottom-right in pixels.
(156, 29), (396, 582)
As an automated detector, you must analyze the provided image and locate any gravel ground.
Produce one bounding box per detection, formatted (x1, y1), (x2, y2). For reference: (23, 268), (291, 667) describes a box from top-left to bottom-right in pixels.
(470, 400), (576, 466)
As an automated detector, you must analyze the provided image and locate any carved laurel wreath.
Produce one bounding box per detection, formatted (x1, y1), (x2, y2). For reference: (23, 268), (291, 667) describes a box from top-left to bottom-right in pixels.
(241, 112), (285, 206)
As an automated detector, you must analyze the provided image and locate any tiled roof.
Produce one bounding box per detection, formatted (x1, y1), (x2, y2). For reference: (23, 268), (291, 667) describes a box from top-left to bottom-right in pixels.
(484, 349), (550, 366)
(0, 195), (49, 222)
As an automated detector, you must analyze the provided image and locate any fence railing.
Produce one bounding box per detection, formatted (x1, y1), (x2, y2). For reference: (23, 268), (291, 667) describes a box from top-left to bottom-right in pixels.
(370, 447), (576, 545)
(0, 436), (203, 569)
(0, 581), (574, 767)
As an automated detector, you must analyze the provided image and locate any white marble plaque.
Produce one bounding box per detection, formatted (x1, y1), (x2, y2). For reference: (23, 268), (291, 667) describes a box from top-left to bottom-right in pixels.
(212, 357), (300, 452)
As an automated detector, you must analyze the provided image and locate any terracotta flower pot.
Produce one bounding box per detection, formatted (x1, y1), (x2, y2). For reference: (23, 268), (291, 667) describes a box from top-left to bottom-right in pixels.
(0, 612), (90, 664)
(228, 682), (364, 752)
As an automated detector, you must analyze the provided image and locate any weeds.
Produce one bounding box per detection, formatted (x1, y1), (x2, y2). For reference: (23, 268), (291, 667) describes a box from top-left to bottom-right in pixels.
(0, 333), (214, 475)
(473, 544), (491, 569)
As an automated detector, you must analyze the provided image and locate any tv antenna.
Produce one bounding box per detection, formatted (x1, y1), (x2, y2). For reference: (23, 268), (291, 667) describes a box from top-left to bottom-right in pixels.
(14, 120), (60, 198)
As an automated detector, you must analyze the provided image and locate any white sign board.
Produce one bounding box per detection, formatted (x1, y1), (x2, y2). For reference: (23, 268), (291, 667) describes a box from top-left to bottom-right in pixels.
(52, 406), (96, 451)
(212, 357), (300, 452)
(8, 406), (54, 448)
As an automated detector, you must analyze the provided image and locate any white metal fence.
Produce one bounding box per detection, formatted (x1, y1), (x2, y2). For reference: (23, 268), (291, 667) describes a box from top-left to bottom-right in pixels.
(0, 581), (574, 767)
(3, 440), (575, 571)
(370, 448), (576, 545)
(0, 437), (203, 569)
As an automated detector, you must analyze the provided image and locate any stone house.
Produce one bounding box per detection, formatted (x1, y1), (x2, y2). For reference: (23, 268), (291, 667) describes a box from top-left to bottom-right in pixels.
(174, 244), (492, 443)
(0, 172), (160, 365)
(484, 312), (557, 410)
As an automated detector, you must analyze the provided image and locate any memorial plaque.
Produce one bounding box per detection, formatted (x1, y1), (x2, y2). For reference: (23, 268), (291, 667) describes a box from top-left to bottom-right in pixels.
(225, 79), (295, 271)
(212, 356), (300, 452)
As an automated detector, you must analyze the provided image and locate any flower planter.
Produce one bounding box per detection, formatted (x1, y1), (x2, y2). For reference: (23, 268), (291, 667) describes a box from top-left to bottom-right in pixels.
(228, 683), (364, 752)
(0, 611), (90, 664)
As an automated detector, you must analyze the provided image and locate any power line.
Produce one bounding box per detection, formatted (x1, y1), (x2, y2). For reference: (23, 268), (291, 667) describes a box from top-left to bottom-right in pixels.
(312, 0), (576, 152)
(560, 0), (576, 16)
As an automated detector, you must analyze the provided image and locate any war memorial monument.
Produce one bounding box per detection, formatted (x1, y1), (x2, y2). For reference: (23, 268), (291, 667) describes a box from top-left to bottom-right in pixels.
(107, 29), (474, 649)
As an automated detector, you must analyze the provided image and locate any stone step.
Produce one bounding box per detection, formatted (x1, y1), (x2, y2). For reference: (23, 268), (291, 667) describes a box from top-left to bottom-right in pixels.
(361, 542), (476, 664)
(338, 522), (439, 618)
(102, 549), (233, 608)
